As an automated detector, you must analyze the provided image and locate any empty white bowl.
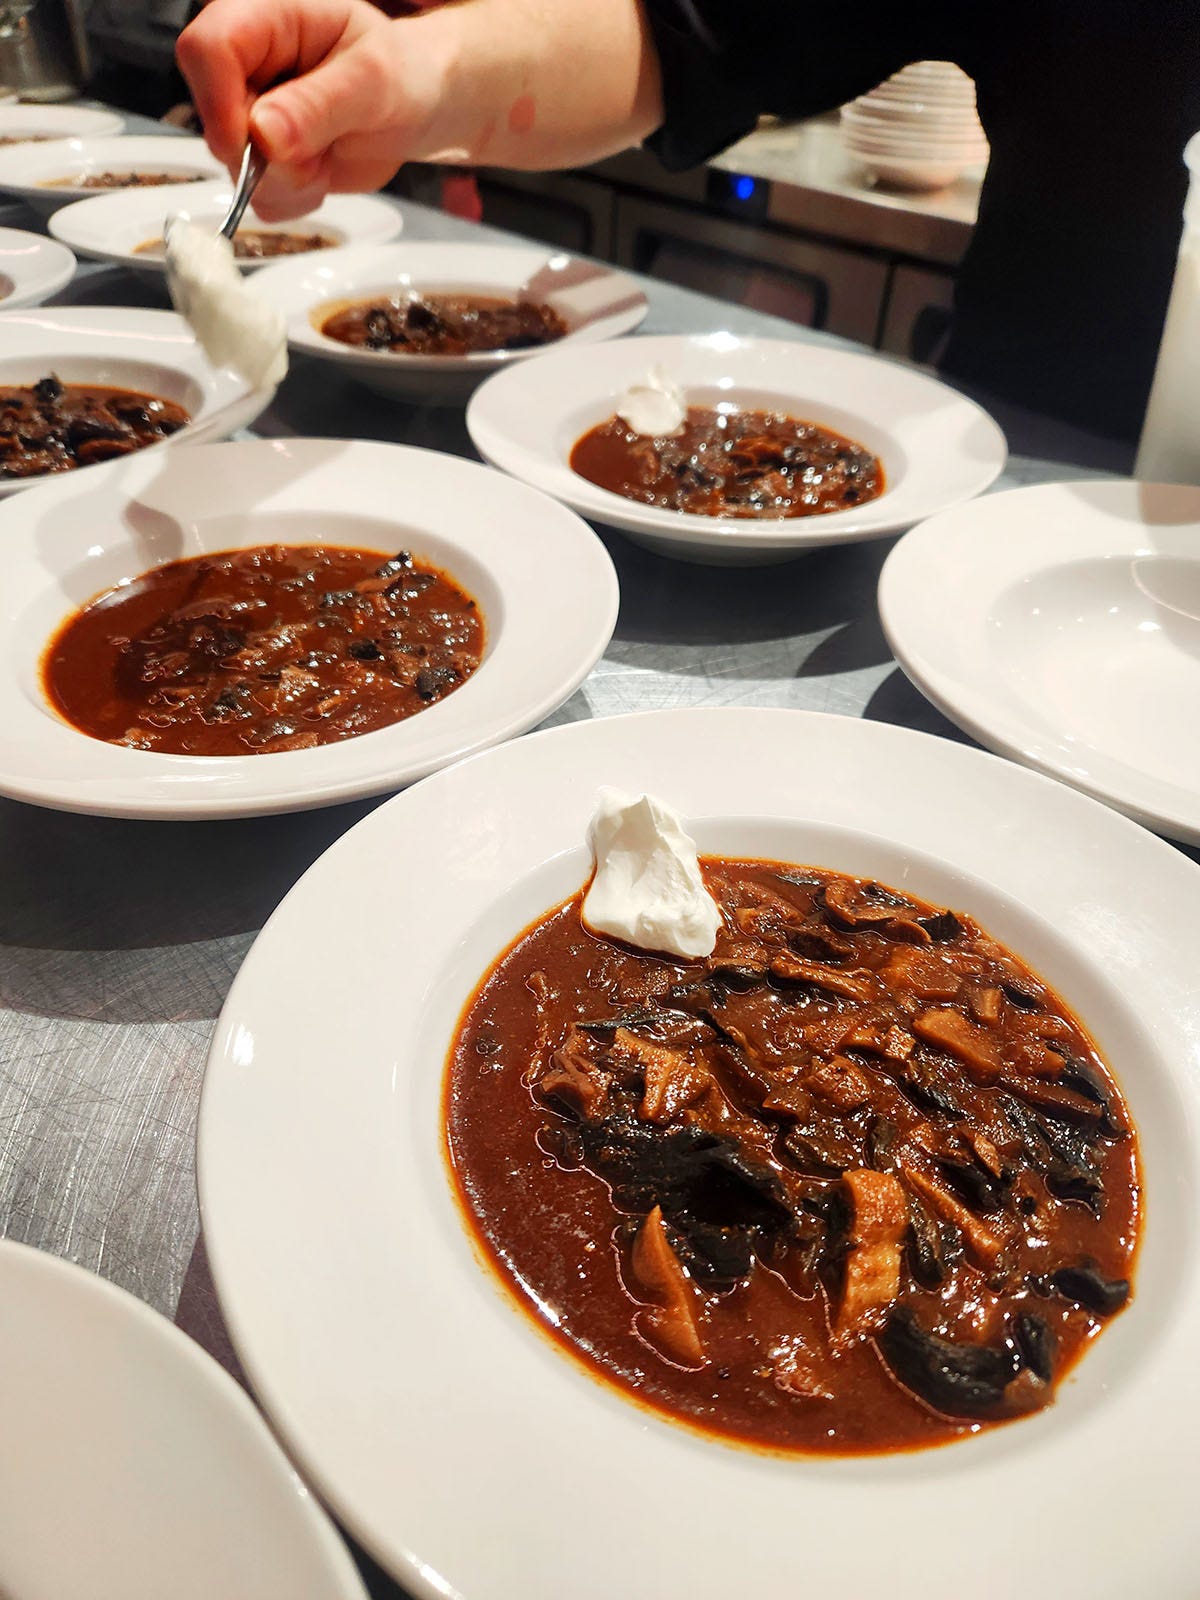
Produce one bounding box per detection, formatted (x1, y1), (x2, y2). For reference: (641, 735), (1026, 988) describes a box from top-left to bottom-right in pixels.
(0, 225), (76, 309)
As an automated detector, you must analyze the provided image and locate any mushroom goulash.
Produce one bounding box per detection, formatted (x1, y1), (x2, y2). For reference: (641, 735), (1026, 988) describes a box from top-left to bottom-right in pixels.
(570, 408), (884, 519)
(0, 375), (189, 478)
(42, 170), (208, 190)
(447, 861), (1139, 1455)
(321, 293), (567, 356)
(135, 229), (338, 261)
(44, 545), (483, 755)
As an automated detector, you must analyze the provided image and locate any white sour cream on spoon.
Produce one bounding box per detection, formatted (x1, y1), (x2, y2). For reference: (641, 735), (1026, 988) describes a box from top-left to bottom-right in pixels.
(165, 218), (288, 389)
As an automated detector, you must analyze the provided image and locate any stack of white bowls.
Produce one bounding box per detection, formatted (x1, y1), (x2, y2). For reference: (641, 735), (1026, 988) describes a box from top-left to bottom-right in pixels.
(840, 61), (987, 191)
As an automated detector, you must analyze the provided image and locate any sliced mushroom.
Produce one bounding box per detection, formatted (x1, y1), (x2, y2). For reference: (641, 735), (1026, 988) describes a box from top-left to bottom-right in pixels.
(901, 1164), (1011, 1266)
(913, 1008), (1001, 1082)
(835, 1169), (908, 1342)
(630, 1205), (706, 1367)
(768, 951), (875, 1003)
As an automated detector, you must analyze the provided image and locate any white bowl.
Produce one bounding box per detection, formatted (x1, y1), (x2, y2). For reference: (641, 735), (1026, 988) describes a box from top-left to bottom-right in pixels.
(0, 1239), (367, 1600)
(841, 127), (987, 158)
(845, 100), (981, 129)
(849, 152), (975, 191)
(252, 241), (649, 404)
(198, 704), (1200, 1600)
(0, 135), (223, 216)
(842, 108), (985, 145)
(841, 128), (987, 160)
(466, 332), (1006, 563)
(0, 304), (275, 497)
(0, 224), (75, 308)
(0, 436), (618, 818)
(853, 89), (978, 115)
(49, 178), (403, 274)
(0, 104), (124, 143)
(890, 61), (977, 85)
(879, 478), (1200, 845)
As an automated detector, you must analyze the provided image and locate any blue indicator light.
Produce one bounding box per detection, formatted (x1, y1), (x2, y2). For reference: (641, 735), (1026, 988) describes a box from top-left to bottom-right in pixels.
(733, 175), (756, 201)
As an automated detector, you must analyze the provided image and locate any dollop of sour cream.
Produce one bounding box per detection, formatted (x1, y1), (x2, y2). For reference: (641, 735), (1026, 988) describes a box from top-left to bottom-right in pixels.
(165, 218), (288, 389)
(582, 787), (722, 959)
(616, 366), (686, 437)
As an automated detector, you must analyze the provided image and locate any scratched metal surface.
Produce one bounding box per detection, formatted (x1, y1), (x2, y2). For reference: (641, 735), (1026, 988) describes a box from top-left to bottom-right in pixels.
(0, 119), (1140, 1599)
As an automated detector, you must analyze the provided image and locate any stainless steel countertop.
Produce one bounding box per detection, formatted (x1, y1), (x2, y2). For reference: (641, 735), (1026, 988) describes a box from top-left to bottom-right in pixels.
(587, 115), (980, 266)
(0, 115), (1138, 1597)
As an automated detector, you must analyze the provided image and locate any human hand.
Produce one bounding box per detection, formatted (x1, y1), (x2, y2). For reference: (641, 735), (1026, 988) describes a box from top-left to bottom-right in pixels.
(176, 0), (459, 220)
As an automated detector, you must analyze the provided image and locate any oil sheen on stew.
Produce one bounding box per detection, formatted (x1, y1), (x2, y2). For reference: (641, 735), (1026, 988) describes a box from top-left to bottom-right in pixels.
(43, 544), (483, 755)
(446, 860), (1139, 1456)
(570, 407), (884, 519)
(320, 293), (567, 356)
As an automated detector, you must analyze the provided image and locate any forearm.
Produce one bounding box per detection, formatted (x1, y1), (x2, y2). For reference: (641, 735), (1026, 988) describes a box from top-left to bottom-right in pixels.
(412, 0), (664, 170)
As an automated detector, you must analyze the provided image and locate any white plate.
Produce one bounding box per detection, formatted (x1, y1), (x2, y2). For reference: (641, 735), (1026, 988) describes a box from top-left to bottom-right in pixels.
(251, 241), (649, 404)
(466, 333), (1007, 563)
(0, 304), (275, 497)
(850, 152), (979, 191)
(0, 436), (617, 818)
(49, 178), (403, 273)
(879, 477), (1200, 844)
(0, 223), (76, 308)
(0, 103), (125, 143)
(840, 119), (988, 156)
(0, 134), (223, 215)
(198, 705), (1200, 1600)
(0, 1239), (367, 1600)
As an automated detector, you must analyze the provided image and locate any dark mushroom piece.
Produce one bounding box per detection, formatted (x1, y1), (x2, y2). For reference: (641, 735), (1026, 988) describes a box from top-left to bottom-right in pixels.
(937, 1152), (1009, 1214)
(574, 1109), (794, 1285)
(1049, 1263), (1130, 1316)
(877, 1308), (1023, 1418)
(905, 1194), (963, 1289)
(1013, 1310), (1056, 1382)
(917, 911), (964, 943)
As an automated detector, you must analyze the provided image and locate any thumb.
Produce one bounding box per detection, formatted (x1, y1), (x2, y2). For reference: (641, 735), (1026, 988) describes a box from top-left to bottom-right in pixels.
(250, 35), (396, 166)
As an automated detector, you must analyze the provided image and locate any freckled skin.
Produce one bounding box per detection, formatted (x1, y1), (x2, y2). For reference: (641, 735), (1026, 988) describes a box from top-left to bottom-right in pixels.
(507, 94), (536, 135)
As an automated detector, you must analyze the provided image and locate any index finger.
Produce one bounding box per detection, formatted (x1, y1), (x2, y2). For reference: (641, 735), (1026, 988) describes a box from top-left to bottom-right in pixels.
(175, 0), (357, 169)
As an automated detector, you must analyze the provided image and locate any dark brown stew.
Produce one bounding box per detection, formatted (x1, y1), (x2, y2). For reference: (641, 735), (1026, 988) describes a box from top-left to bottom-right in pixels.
(570, 407), (885, 519)
(447, 860), (1139, 1456)
(44, 544), (484, 755)
(0, 375), (189, 478)
(42, 170), (208, 190)
(135, 228), (338, 260)
(320, 293), (567, 356)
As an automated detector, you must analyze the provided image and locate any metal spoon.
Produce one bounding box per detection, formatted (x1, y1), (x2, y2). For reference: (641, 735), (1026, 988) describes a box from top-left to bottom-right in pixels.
(214, 138), (268, 242)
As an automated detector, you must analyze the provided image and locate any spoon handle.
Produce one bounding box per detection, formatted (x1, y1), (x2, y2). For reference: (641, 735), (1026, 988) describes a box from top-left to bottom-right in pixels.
(219, 138), (268, 240)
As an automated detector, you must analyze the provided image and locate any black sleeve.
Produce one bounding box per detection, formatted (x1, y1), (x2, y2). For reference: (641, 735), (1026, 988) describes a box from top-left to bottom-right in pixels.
(640, 0), (959, 170)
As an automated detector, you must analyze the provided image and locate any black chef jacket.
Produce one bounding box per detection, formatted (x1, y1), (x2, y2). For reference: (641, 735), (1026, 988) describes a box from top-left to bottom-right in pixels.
(641, 0), (1200, 443)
